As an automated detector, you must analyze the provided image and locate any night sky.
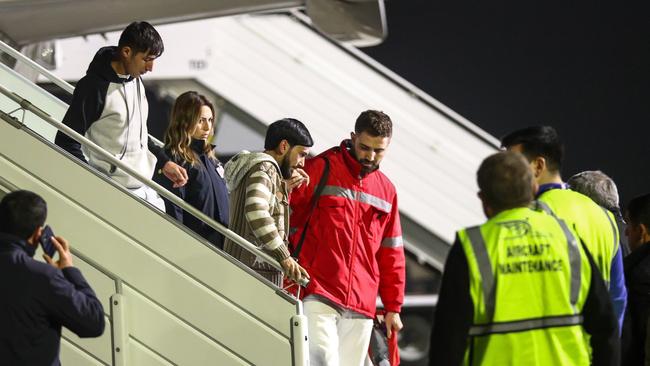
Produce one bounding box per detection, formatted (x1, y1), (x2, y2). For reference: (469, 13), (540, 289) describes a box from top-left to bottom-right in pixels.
(364, 2), (650, 209)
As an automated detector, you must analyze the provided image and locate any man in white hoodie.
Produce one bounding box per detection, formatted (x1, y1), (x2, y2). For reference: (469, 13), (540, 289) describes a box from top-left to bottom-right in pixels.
(55, 21), (187, 209)
(223, 118), (312, 286)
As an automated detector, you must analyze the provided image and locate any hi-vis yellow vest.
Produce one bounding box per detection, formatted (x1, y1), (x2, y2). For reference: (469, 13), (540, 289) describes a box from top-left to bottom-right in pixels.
(538, 188), (619, 285)
(458, 206), (592, 366)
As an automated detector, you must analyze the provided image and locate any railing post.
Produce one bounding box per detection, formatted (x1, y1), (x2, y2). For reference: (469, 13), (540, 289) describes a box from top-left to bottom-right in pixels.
(0, 83), (288, 278)
(0, 108), (24, 129)
(291, 301), (310, 366)
(110, 279), (127, 366)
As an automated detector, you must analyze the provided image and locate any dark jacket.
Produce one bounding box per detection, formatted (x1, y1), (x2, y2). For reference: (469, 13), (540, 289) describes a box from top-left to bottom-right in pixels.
(154, 141), (229, 249)
(616, 212), (632, 257)
(622, 242), (650, 365)
(0, 233), (105, 366)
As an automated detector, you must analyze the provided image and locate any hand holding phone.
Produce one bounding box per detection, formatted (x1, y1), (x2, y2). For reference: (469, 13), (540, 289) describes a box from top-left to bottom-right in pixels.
(41, 230), (74, 269)
(39, 225), (56, 258)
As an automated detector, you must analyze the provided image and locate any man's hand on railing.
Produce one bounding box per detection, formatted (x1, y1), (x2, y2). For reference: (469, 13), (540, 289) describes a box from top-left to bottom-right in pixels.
(0, 85), (288, 277)
(162, 161), (189, 188)
(280, 257), (310, 284)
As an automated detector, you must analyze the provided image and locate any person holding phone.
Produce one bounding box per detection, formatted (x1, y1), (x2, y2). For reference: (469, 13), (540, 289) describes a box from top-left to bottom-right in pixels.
(40, 225), (57, 258)
(0, 190), (105, 365)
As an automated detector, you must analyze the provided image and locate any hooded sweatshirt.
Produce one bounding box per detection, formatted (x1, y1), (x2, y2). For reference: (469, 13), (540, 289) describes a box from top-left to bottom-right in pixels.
(55, 46), (164, 189)
(222, 151), (291, 286)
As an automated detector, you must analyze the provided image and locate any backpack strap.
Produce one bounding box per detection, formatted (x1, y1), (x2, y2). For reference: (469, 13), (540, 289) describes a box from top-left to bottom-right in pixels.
(292, 156), (330, 259)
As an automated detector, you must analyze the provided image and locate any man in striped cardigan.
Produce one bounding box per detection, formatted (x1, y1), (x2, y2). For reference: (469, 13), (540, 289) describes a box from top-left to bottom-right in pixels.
(223, 118), (313, 286)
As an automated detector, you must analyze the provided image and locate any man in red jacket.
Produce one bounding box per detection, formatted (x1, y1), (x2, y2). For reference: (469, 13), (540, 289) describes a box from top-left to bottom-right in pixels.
(290, 110), (405, 366)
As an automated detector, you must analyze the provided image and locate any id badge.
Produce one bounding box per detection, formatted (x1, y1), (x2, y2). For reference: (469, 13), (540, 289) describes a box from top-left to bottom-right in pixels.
(216, 165), (225, 178)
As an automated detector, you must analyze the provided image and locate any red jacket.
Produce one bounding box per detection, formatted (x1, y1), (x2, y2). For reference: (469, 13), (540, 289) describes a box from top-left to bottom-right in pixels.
(289, 140), (405, 317)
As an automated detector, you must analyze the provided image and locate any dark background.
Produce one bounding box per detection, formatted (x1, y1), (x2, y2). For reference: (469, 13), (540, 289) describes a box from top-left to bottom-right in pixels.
(364, 2), (650, 209)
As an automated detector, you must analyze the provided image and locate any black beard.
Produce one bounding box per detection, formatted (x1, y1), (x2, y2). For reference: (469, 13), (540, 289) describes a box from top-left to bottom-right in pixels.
(360, 165), (378, 177)
(349, 145), (378, 176)
(359, 159), (379, 177)
(280, 155), (293, 179)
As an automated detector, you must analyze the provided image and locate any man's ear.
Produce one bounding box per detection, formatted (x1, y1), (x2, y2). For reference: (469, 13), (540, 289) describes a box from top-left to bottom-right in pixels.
(478, 191), (493, 218)
(278, 139), (289, 155)
(531, 157), (546, 178)
(120, 46), (132, 59)
(640, 223), (650, 242)
(26, 226), (43, 247)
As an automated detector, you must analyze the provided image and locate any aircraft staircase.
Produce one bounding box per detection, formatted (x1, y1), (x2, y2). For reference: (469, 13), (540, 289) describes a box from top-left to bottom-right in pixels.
(0, 39), (308, 366)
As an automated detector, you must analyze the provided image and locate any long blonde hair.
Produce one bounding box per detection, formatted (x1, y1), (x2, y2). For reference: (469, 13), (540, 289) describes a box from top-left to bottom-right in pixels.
(164, 91), (217, 166)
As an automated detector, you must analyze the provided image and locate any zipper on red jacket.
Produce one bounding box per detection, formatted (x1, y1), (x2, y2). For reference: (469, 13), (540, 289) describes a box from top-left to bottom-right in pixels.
(346, 177), (362, 305)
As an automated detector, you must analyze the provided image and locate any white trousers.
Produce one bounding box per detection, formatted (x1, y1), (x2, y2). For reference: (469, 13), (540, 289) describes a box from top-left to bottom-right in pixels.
(305, 300), (374, 366)
(129, 185), (165, 211)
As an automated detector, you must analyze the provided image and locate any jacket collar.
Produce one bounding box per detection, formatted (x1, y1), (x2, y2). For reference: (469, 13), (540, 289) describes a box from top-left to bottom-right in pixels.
(339, 139), (379, 179)
(0, 232), (35, 257)
(224, 151), (280, 192)
(536, 182), (569, 198)
(190, 139), (214, 154)
(625, 242), (650, 272)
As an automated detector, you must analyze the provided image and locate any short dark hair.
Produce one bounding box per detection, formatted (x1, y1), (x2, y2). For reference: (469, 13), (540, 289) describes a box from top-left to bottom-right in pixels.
(477, 151), (534, 213)
(355, 110), (392, 137)
(264, 118), (314, 150)
(500, 126), (563, 173)
(626, 193), (650, 228)
(118, 21), (164, 57)
(0, 190), (47, 239)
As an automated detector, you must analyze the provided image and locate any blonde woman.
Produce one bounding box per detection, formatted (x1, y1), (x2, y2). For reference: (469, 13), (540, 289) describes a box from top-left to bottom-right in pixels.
(154, 91), (229, 248)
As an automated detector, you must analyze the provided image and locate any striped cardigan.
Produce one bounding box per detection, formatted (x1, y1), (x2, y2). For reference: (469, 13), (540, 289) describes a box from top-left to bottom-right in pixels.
(223, 152), (290, 286)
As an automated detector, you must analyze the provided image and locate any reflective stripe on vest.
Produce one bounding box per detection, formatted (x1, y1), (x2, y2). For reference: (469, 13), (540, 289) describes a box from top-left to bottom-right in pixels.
(536, 189), (616, 286)
(534, 200), (582, 309)
(466, 226), (496, 321)
(466, 208), (582, 333)
(600, 206), (619, 254)
(469, 314), (584, 336)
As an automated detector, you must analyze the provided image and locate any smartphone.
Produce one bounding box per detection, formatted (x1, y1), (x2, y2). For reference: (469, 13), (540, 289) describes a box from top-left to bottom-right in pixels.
(39, 225), (56, 257)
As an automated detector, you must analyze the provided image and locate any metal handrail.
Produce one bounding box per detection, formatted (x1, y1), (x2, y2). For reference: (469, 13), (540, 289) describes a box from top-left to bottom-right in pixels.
(0, 179), (124, 282)
(0, 83), (284, 274)
(0, 39), (74, 94)
(0, 38), (303, 286)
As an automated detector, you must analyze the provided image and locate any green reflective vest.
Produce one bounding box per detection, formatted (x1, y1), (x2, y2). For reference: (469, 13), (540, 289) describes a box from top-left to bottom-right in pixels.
(538, 188), (618, 285)
(458, 206), (592, 366)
